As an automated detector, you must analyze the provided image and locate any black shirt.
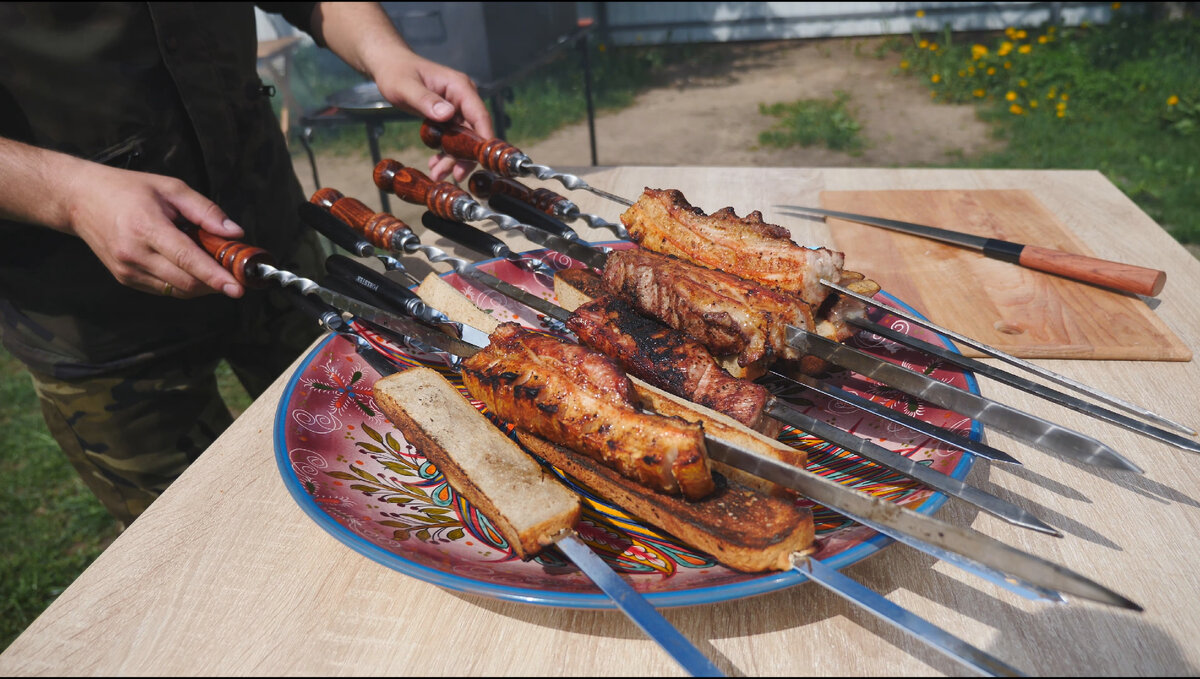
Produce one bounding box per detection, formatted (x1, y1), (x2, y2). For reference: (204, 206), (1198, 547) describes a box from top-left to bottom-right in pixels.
(0, 2), (320, 375)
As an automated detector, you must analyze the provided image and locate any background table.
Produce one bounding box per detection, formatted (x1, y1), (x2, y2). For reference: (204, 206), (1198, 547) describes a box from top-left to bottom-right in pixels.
(3, 168), (1198, 676)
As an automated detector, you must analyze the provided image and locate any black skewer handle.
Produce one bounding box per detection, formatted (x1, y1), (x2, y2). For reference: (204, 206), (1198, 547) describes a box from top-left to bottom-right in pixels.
(298, 202), (376, 258)
(421, 212), (509, 259)
(488, 192), (581, 241)
(280, 284), (346, 333)
(324, 254), (424, 316)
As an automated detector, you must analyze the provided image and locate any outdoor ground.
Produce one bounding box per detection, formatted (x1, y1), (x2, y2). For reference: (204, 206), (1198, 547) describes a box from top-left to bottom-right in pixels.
(291, 37), (1002, 223)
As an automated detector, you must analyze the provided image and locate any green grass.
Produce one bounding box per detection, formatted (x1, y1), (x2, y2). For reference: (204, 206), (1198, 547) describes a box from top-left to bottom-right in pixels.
(0, 346), (121, 651)
(756, 90), (865, 154)
(0, 347), (250, 653)
(890, 7), (1200, 243)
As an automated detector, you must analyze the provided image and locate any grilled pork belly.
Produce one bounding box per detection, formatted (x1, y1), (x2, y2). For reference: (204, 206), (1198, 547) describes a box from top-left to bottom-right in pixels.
(461, 323), (715, 500)
(622, 188), (845, 306)
(601, 248), (815, 371)
(567, 295), (778, 436)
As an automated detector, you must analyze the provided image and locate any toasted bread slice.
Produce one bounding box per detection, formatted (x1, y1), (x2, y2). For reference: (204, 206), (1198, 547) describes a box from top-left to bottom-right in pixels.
(516, 431), (813, 573)
(416, 272), (502, 334)
(373, 367), (580, 559)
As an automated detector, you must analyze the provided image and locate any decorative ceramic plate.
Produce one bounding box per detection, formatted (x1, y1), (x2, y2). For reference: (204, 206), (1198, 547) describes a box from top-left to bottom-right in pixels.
(274, 243), (980, 608)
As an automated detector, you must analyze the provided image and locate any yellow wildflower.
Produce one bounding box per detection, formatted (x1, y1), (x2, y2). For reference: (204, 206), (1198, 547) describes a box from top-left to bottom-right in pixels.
(998, 41), (1013, 56)
(930, 43), (939, 51)
(916, 9), (926, 17)
(958, 70), (966, 77)
(971, 44), (988, 59)
(1047, 88), (1057, 98)
(1015, 30), (1027, 39)
(1048, 26), (1057, 34)
(1030, 99), (1038, 108)
(1018, 44), (1032, 54)
(1004, 61), (1012, 69)
(1010, 104), (1025, 115)
(1005, 27), (1016, 38)
(1019, 79), (1028, 87)
(900, 60), (910, 69)
(931, 73), (941, 83)
(1112, 2), (1121, 9)
(1006, 91), (1018, 101)
(919, 39), (929, 49)
(1038, 35), (1049, 44)
(968, 66), (976, 75)
(973, 88), (986, 98)
(1057, 110), (1065, 118)
(987, 67), (996, 75)
(1168, 95), (1180, 106)
(1056, 101), (1067, 111)
(1061, 93), (1069, 101)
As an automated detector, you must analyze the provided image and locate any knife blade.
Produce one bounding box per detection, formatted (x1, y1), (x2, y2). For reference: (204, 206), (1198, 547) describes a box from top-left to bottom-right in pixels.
(773, 205), (1166, 297)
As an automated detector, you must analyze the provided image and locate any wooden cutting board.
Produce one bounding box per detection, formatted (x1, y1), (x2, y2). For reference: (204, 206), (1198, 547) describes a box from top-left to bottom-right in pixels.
(820, 189), (1191, 361)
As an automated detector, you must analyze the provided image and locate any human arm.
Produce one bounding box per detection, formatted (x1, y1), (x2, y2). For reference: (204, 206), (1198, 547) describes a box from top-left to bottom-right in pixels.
(0, 136), (247, 299)
(303, 2), (494, 182)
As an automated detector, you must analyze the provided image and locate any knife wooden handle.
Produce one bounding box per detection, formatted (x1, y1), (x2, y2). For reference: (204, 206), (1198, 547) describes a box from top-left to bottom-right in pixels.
(420, 121), (524, 176)
(181, 225), (272, 288)
(469, 170), (572, 218)
(310, 188), (413, 251)
(1018, 244), (1167, 297)
(373, 159), (468, 220)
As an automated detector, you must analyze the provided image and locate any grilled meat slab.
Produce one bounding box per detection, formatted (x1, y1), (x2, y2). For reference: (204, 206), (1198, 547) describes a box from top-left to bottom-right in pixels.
(461, 323), (716, 500)
(601, 248), (816, 370)
(567, 295), (777, 435)
(622, 188), (845, 306)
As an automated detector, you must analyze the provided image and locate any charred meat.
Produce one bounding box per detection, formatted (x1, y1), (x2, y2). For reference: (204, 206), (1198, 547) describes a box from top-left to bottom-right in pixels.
(460, 323), (715, 500)
(622, 188), (844, 306)
(601, 248), (816, 370)
(568, 295), (777, 435)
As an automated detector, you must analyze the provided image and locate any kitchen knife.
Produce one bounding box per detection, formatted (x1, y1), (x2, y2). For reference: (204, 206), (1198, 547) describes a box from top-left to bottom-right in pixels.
(774, 205), (1166, 297)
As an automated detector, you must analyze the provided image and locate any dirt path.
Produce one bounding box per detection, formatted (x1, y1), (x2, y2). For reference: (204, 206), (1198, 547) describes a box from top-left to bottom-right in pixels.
(292, 37), (999, 224)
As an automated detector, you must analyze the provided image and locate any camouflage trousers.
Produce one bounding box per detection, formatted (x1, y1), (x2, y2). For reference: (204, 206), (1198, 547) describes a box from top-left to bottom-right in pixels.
(17, 233), (329, 527)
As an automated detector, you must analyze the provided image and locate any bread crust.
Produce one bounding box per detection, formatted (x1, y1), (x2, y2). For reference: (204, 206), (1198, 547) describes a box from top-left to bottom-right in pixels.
(373, 367), (581, 559)
(516, 431), (813, 573)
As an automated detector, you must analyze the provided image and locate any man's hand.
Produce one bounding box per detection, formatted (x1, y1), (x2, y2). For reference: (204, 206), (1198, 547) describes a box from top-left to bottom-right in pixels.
(64, 163), (247, 299)
(372, 53), (494, 182)
(309, 2), (495, 182)
(0, 137), (246, 299)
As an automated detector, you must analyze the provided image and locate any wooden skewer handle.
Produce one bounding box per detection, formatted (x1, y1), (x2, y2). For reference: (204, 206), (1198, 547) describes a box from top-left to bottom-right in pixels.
(181, 225), (272, 288)
(419, 121), (524, 176)
(373, 159), (469, 221)
(310, 188), (414, 251)
(468, 170), (572, 218)
(1017, 245), (1167, 297)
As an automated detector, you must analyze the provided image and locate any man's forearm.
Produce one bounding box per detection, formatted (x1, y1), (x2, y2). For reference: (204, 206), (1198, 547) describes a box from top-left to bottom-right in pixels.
(0, 136), (83, 233)
(307, 2), (415, 80)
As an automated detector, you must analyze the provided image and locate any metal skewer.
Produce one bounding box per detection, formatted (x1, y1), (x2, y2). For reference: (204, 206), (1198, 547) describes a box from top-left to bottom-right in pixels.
(419, 121), (634, 206)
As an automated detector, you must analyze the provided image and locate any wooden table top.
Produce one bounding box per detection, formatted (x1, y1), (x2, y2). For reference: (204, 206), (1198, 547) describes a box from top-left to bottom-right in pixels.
(3, 168), (1199, 677)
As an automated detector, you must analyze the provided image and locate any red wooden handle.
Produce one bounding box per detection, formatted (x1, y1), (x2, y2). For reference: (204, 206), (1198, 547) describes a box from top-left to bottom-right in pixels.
(419, 121), (524, 176)
(468, 170), (571, 217)
(1018, 245), (1167, 297)
(310, 187), (413, 250)
(182, 225), (272, 288)
(373, 159), (470, 221)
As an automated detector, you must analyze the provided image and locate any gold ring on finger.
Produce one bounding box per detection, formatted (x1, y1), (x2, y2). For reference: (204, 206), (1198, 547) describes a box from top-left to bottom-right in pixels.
(161, 281), (174, 297)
